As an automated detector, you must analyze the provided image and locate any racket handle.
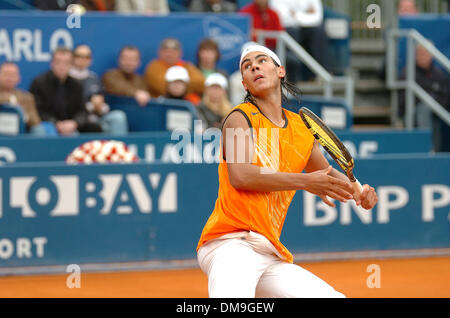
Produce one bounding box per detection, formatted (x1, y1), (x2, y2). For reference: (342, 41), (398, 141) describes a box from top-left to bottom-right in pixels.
(352, 179), (363, 201)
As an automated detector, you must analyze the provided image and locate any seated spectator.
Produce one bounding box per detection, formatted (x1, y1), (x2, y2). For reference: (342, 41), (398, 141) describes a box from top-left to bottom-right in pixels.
(197, 73), (232, 129)
(115, 0), (169, 14)
(378, 0), (419, 81)
(164, 66), (201, 106)
(397, 0), (419, 15)
(103, 46), (151, 107)
(239, 0), (284, 51)
(196, 38), (228, 79)
(70, 44), (128, 135)
(85, 94), (129, 135)
(0, 62), (47, 136)
(70, 44), (102, 99)
(269, 0), (330, 81)
(29, 47), (102, 135)
(399, 44), (450, 152)
(189, 0), (236, 13)
(145, 38), (205, 98)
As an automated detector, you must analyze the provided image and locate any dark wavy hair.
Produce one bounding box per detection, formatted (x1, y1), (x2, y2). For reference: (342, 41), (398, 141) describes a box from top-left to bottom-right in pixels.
(243, 58), (301, 107)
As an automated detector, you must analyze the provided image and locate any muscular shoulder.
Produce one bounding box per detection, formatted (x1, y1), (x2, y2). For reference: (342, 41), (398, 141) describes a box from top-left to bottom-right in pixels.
(222, 107), (251, 130)
(283, 108), (306, 126)
(283, 108), (302, 120)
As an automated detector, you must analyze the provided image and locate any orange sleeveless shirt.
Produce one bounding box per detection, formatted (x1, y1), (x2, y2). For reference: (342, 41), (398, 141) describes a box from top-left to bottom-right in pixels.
(197, 102), (315, 263)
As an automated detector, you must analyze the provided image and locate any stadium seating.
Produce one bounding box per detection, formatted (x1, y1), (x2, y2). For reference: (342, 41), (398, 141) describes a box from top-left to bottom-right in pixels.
(105, 95), (200, 132)
(0, 103), (26, 135)
(323, 7), (351, 76)
(285, 95), (352, 130)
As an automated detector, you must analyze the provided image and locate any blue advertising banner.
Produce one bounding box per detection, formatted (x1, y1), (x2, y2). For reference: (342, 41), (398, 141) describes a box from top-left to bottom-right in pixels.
(0, 12), (250, 90)
(0, 154), (448, 269)
(283, 154), (450, 254)
(0, 129), (432, 165)
(0, 162), (215, 267)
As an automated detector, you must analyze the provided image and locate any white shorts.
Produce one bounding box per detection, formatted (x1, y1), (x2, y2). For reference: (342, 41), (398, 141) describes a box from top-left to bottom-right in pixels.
(197, 231), (345, 298)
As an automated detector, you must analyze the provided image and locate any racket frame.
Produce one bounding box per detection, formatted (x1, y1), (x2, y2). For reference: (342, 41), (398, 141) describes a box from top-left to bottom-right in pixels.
(299, 107), (363, 198)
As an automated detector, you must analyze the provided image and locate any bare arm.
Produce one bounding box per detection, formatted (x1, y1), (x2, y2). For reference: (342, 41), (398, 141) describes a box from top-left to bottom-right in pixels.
(223, 111), (353, 204)
(305, 141), (350, 181)
(305, 141), (379, 209)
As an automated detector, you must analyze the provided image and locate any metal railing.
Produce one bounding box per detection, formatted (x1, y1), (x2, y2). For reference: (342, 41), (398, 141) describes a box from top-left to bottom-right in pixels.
(256, 30), (355, 111)
(323, 0), (448, 41)
(386, 28), (450, 129)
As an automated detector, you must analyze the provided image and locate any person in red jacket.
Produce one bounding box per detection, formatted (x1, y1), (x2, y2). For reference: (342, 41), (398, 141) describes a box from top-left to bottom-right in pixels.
(239, 0), (284, 51)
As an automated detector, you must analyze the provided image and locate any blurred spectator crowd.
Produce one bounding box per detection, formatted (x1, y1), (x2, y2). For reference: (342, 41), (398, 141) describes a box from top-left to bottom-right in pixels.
(0, 0), (448, 152)
(0, 36), (234, 136)
(0, 0), (335, 136)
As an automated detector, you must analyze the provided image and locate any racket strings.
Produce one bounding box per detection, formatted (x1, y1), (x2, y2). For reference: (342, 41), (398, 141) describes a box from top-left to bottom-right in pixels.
(307, 120), (345, 155)
(320, 140), (349, 170)
(304, 117), (352, 169)
(317, 135), (342, 158)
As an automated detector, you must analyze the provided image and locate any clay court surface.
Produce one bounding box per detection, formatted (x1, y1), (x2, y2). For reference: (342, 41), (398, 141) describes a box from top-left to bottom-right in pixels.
(0, 256), (448, 298)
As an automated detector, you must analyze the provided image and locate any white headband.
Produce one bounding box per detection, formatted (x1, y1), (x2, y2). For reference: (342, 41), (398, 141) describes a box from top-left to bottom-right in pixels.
(239, 44), (281, 71)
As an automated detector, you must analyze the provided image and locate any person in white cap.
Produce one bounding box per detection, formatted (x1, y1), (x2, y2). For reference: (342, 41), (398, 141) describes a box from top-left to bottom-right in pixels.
(197, 73), (232, 129)
(164, 65), (201, 106)
(196, 44), (378, 298)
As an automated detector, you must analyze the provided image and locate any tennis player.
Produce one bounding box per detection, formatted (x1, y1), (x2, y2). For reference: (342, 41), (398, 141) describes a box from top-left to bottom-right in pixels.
(197, 44), (378, 298)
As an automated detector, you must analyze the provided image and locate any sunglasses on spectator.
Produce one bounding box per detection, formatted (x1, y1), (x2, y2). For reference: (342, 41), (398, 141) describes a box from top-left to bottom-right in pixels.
(74, 53), (91, 59)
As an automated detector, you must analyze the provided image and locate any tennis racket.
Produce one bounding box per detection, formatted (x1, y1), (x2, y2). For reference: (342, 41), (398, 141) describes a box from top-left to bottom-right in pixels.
(299, 107), (363, 200)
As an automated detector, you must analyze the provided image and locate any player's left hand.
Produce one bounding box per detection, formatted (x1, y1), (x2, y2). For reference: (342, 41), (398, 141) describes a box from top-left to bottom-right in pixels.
(355, 184), (378, 210)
